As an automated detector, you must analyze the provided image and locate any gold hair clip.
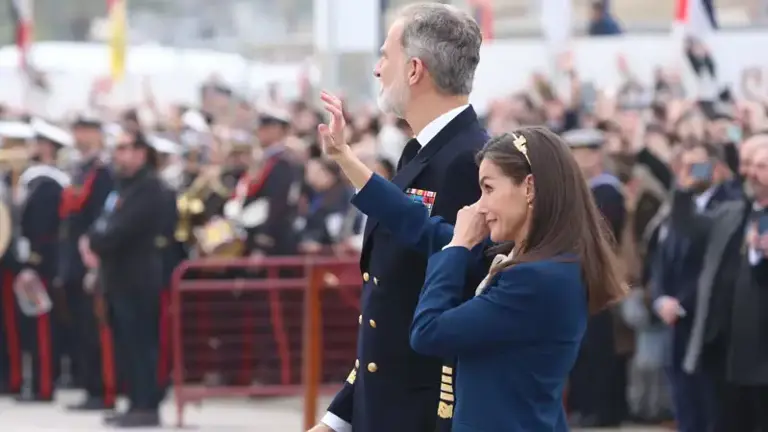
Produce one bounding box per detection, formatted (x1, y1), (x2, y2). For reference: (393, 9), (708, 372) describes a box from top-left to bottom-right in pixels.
(511, 132), (531, 166)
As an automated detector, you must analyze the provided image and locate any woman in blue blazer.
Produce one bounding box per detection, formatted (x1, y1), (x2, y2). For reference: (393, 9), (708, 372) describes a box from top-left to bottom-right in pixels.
(317, 93), (627, 431)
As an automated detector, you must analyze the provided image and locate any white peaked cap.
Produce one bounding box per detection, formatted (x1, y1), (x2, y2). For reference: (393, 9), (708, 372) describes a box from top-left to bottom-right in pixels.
(149, 136), (181, 155)
(0, 121), (34, 140)
(182, 110), (210, 133)
(31, 118), (74, 147)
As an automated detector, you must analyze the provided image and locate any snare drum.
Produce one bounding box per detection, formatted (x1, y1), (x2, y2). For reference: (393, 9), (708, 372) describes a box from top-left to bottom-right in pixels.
(194, 217), (246, 257)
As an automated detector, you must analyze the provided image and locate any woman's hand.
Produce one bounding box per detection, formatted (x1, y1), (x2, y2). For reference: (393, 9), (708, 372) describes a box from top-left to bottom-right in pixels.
(448, 204), (488, 249)
(318, 91), (352, 161)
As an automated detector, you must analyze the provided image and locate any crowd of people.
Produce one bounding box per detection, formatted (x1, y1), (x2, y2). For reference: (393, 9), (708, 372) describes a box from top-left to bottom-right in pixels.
(0, 1), (767, 431)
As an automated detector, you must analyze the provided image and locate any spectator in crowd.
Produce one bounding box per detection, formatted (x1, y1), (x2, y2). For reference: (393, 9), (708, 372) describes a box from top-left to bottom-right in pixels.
(652, 142), (740, 432)
(669, 138), (768, 431)
(588, 0), (623, 36)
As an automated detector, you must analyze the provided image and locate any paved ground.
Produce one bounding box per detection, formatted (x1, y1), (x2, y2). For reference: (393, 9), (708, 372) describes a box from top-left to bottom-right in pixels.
(0, 390), (667, 431)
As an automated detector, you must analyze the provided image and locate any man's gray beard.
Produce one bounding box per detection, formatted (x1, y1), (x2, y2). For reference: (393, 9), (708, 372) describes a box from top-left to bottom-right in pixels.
(743, 182), (755, 199)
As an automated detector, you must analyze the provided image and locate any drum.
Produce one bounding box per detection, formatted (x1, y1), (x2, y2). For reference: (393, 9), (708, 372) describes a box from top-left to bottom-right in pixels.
(193, 217), (245, 258)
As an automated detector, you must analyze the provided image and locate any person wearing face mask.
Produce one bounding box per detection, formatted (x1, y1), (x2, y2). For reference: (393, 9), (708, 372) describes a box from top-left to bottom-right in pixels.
(669, 141), (768, 432)
(318, 101), (626, 430)
(13, 119), (72, 403)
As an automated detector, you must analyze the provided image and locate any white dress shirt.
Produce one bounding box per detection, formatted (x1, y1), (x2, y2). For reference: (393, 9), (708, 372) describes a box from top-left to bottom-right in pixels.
(323, 104), (470, 432)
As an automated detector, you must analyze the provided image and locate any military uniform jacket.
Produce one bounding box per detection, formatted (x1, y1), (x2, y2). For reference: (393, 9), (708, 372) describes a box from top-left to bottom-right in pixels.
(88, 167), (164, 294)
(58, 156), (113, 287)
(17, 164), (69, 281)
(327, 106), (487, 432)
(238, 147), (300, 256)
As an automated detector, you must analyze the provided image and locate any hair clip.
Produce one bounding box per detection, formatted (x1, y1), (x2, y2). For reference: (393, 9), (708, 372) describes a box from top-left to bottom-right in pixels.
(511, 132), (531, 166)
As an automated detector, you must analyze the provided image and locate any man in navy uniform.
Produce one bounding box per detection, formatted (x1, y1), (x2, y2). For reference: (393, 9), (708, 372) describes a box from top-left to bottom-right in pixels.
(226, 107), (301, 386)
(80, 130), (165, 427)
(0, 120), (33, 395)
(312, 4), (487, 432)
(564, 129), (629, 427)
(58, 114), (115, 410)
(14, 119), (72, 402)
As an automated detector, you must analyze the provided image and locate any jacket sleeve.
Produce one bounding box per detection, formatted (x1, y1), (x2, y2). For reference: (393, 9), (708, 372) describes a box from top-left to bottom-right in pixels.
(351, 173), (455, 256)
(669, 188), (713, 239)
(88, 179), (163, 256)
(430, 150), (482, 224)
(20, 180), (63, 279)
(325, 379), (354, 430)
(410, 248), (550, 357)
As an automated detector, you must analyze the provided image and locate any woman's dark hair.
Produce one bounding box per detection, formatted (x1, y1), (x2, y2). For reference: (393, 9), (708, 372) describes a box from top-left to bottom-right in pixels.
(476, 126), (627, 314)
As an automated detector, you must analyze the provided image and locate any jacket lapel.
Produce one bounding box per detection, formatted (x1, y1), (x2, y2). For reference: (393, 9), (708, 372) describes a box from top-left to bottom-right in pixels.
(361, 106), (480, 248)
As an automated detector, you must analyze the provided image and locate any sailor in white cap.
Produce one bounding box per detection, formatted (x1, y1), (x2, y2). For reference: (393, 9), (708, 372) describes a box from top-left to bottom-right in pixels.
(13, 119), (72, 403)
(149, 135), (183, 191)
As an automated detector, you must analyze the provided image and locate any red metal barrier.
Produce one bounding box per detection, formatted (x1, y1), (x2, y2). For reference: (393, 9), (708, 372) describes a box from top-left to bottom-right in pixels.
(170, 255), (362, 428)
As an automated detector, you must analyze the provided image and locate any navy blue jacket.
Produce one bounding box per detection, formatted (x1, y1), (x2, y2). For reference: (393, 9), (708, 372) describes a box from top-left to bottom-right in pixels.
(327, 107), (486, 432)
(351, 173), (587, 432)
(18, 166), (68, 282)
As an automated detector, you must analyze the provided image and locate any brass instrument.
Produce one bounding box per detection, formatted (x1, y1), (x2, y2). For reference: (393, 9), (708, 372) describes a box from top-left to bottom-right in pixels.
(175, 166), (240, 257)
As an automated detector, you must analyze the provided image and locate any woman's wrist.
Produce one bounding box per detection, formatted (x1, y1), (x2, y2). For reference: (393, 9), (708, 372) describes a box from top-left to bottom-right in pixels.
(445, 240), (473, 250)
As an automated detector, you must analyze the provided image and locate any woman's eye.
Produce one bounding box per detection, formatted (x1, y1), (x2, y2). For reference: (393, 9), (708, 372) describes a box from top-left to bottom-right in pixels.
(483, 184), (493, 193)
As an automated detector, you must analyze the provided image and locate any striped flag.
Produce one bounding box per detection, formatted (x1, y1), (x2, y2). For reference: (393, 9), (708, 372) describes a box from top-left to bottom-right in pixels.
(673, 0), (717, 39)
(107, 0), (127, 83)
(468, 0), (494, 41)
(8, 0), (34, 70)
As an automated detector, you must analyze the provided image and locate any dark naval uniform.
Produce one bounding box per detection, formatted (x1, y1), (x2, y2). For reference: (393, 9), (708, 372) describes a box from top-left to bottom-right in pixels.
(240, 145), (300, 257)
(58, 155), (114, 408)
(88, 165), (165, 420)
(15, 164), (69, 401)
(0, 174), (21, 395)
(325, 106), (487, 432)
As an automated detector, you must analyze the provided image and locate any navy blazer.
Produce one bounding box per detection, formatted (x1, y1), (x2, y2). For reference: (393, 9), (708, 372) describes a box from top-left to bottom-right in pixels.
(327, 107), (487, 432)
(351, 173), (588, 432)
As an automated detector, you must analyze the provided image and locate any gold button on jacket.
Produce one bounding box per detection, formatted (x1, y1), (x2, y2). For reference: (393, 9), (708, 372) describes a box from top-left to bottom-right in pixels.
(363, 272), (370, 282)
(355, 359), (360, 368)
(367, 362), (378, 373)
(358, 314), (362, 324)
(369, 319), (377, 328)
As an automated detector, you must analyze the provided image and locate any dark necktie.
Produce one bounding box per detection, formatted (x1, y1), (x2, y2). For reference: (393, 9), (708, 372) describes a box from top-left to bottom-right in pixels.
(397, 138), (421, 172)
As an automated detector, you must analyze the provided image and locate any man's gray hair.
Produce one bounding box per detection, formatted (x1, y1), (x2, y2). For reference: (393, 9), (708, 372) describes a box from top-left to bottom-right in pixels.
(397, 3), (482, 96)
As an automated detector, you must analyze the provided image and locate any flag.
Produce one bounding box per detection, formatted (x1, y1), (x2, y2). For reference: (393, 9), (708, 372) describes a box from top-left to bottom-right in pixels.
(107, 0), (127, 83)
(468, 0), (494, 41)
(673, 0), (717, 40)
(8, 0), (33, 70)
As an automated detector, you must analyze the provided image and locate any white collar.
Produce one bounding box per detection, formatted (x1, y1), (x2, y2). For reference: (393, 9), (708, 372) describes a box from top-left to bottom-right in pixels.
(695, 186), (717, 213)
(415, 105), (469, 148)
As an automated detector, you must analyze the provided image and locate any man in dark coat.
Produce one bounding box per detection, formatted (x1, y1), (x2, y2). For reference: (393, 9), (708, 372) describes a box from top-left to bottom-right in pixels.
(60, 115), (115, 410)
(312, 4), (486, 432)
(651, 142), (740, 432)
(670, 140), (768, 431)
(80, 130), (165, 428)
